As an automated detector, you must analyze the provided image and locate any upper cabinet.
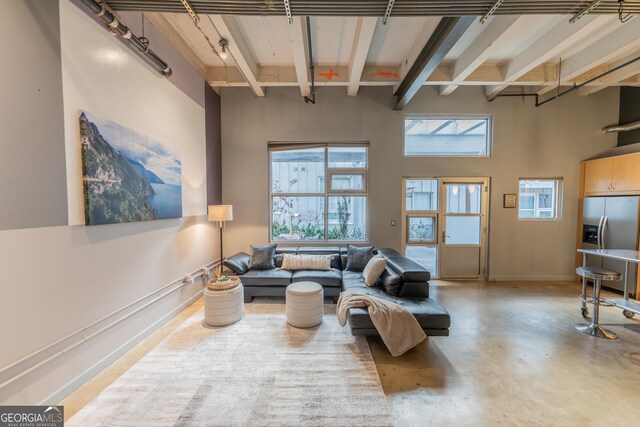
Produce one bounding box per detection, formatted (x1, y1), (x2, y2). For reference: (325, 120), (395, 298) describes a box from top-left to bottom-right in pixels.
(583, 153), (640, 196)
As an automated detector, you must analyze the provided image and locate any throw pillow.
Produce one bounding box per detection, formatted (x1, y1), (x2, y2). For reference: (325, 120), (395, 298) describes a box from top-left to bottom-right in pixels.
(345, 245), (375, 272)
(362, 255), (387, 286)
(248, 244), (277, 270)
(281, 254), (333, 271)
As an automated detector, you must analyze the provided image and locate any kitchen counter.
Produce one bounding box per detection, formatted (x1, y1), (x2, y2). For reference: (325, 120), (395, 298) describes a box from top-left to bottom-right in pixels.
(577, 249), (640, 263)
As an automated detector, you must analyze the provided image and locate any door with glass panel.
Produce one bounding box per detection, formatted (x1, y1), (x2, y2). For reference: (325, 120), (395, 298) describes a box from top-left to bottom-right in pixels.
(403, 178), (489, 279)
(439, 179), (489, 279)
(403, 179), (440, 277)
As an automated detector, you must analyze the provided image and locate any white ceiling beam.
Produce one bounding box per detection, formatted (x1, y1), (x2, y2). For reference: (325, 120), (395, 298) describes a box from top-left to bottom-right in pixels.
(204, 15), (265, 96)
(491, 15), (614, 96)
(347, 17), (378, 96)
(206, 62), (636, 89)
(440, 16), (531, 96)
(288, 16), (310, 97)
(538, 19), (640, 96)
(579, 55), (640, 95)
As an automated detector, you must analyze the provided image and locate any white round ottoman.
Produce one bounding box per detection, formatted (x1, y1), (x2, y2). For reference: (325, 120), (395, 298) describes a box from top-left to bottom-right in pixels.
(204, 284), (244, 326)
(286, 281), (323, 328)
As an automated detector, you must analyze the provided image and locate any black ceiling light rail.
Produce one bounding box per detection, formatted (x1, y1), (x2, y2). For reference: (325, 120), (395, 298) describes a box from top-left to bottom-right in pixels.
(81, 0), (172, 76)
(304, 16), (316, 104)
(488, 53), (640, 106)
(106, 1), (640, 16)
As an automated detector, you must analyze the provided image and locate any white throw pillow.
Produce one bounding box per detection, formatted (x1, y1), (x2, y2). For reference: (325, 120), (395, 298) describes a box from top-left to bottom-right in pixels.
(362, 255), (387, 286)
(281, 254), (333, 271)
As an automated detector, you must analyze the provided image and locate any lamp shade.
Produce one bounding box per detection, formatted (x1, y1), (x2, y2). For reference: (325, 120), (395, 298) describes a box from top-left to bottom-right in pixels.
(208, 205), (233, 222)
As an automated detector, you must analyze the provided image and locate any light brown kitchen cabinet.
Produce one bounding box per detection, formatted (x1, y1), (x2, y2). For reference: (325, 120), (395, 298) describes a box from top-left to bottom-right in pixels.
(583, 153), (640, 196)
(612, 155), (640, 193)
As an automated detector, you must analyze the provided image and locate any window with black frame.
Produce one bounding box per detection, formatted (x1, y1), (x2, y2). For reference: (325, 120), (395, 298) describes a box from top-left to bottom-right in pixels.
(269, 143), (368, 242)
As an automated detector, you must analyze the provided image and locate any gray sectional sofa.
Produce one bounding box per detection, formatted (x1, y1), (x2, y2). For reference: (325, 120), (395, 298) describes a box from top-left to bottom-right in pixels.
(223, 246), (450, 336)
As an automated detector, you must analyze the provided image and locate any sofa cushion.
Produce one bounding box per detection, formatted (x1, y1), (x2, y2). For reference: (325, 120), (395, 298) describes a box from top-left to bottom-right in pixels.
(249, 244), (277, 270)
(239, 269), (292, 286)
(296, 247), (342, 269)
(347, 296), (451, 330)
(378, 267), (402, 296)
(345, 245), (375, 272)
(282, 254), (334, 271)
(275, 247), (298, 268)
(375, 247), (404, 259)
(223, 252), (251, 275)
(292, 269), (342, 287)
(386, 257), (430, 282)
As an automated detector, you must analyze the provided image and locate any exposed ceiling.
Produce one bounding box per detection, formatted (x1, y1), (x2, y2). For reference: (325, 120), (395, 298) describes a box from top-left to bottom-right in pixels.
(105, 0), (640, 106)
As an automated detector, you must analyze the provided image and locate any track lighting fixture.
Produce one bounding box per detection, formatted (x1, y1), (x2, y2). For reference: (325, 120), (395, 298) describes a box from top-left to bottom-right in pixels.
(219, 38), (229, 61)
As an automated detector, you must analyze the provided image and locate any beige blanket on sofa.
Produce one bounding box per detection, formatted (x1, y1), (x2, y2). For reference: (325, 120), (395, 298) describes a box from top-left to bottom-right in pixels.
(336, 291), (426, 357)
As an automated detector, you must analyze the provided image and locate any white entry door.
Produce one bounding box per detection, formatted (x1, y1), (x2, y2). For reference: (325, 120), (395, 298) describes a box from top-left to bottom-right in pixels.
(439, 179), (489, 279)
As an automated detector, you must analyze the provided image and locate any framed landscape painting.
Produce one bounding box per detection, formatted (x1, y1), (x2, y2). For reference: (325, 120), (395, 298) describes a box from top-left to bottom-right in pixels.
(79, 111), (182, 225)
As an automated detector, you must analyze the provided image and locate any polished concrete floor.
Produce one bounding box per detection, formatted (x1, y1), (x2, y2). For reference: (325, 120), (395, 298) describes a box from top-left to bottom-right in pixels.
(62, 281), (640, 426)
(371, 281), (640, 426)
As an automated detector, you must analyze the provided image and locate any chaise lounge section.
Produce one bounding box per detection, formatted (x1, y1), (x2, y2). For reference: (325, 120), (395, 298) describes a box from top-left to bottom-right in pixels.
(223, 246), (451, 336)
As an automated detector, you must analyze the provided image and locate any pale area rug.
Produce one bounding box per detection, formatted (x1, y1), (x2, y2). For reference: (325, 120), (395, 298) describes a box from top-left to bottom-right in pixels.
(67, 302), (392, 427)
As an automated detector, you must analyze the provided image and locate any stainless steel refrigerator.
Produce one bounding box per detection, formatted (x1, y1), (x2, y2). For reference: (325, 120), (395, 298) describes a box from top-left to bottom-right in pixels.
(582, 196), (640, 294)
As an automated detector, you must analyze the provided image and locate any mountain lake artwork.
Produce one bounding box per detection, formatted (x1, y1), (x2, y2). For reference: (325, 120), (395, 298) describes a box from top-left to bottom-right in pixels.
(79, 111), (182, 225)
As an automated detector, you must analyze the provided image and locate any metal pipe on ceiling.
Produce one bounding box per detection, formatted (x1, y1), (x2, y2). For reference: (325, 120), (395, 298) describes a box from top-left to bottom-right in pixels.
(602, 121), (640, 133)
(488, 53), (640, 107)
(80, 0), (172, 76)
(303, 16), (316, 104)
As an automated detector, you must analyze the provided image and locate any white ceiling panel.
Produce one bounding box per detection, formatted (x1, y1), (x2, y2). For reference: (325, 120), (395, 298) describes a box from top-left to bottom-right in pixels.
(485, 15), (562, 62)
(235, 16), (293, 66)
(309, 17), (358, 65)
(366, 17), (437, 65)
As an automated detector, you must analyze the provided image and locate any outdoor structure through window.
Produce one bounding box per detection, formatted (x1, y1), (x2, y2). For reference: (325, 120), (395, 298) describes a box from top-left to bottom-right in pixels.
(518, 179), (562, 220)
(269, 143), (368, 242)
(404, 117), (491, 157)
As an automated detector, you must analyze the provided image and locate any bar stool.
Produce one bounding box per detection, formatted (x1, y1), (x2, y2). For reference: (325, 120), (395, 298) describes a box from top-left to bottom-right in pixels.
(575, 266), (622, 340)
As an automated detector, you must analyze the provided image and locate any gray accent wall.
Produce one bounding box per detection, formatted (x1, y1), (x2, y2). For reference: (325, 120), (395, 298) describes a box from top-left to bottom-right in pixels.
(221, 85), (619, 280)
(0, 0), (68, 230)
(206, 84), (222, 205)
(618, 87), (640, 147)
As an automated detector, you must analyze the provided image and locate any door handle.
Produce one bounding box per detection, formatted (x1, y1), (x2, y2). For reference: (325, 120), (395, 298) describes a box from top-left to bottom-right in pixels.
(597, 216), (604, 249)
(612, 183), (616, 190)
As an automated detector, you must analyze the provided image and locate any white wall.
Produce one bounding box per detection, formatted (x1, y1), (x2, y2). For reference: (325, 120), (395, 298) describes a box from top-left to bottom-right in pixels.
(0, 0), (218, 405)
(221, 85), (619, 281)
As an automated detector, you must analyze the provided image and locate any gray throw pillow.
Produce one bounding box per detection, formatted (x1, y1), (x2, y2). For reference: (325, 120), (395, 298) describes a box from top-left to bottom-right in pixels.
(346, 245), (375, 272)
(249, 244), (276, 270)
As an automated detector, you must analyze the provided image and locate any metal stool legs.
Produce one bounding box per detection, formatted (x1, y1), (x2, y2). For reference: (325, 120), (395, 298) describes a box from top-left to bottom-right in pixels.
(575, 278), (618, 340)
(579, 275), (589, 318)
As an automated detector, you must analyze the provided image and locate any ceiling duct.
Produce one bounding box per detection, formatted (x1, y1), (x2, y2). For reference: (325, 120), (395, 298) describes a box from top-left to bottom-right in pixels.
(80, 0), (172, 76)
(602, 121), (640, 133)
(105, 1), (640, 16)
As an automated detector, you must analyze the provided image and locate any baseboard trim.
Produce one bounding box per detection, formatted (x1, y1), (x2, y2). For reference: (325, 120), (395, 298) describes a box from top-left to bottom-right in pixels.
(41, 289), (204, 405)
(488, 275), (575, 282)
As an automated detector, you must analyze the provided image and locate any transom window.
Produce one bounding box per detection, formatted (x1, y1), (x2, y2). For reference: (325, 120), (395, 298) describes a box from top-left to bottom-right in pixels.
(404, 117), (491, 157)
(518, 179), (562, 220)
(270, 143), (368, 242)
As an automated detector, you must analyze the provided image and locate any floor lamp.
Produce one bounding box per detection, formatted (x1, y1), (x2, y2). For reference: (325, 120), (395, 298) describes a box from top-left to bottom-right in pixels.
(208, 205), (233, 276)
